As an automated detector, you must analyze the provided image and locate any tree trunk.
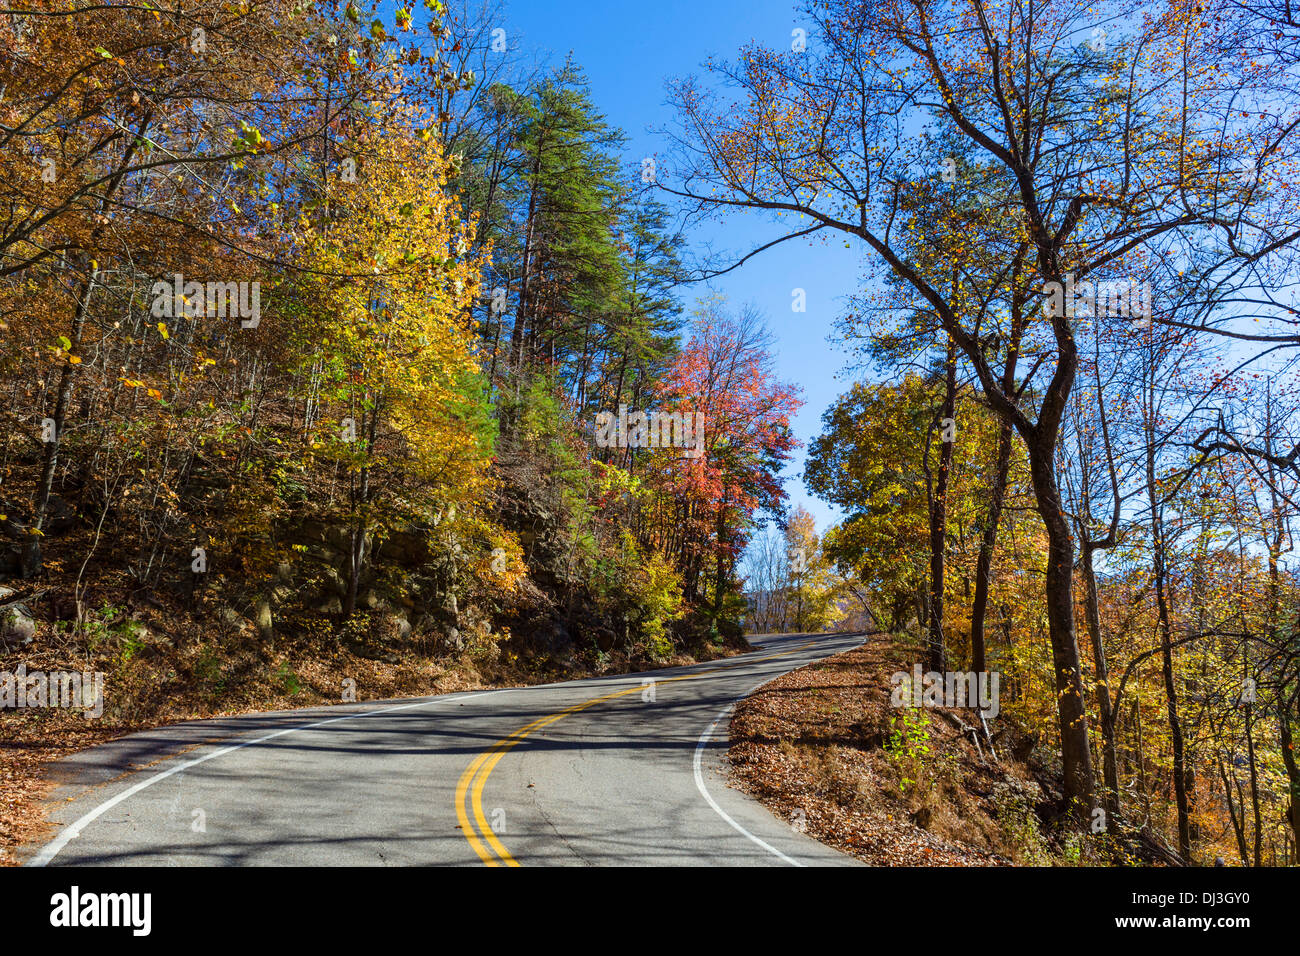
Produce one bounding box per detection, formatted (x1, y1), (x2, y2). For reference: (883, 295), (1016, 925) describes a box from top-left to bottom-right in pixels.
(971, 302), (1023, 674)
(926, 341), (956, 673)
(1025, 434), (1095, 821)
(23, 269), (98, 578)
(1146, 439), (1192, 860)
(1081, 542), (1120, 829)
(511, 151), (542, 370)
(1245, 700), (1263, 866)
(971, 418), (1011, 674)
(1218, 756), (1251, 865)
(1279, 708), (1300, 855)
(343, 399), (379, 620)
(712, 495), (728, 625)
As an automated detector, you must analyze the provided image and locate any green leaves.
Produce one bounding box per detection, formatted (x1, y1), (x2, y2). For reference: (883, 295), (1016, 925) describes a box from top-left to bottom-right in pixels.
(232, 119), (265, 157)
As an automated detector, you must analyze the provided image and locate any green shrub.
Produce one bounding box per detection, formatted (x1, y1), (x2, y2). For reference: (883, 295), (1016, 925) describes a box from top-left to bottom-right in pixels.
(884, 705), (934, 794)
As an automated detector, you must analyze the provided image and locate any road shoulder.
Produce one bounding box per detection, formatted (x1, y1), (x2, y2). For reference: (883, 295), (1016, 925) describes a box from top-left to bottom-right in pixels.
(727, 635), (1028, 865)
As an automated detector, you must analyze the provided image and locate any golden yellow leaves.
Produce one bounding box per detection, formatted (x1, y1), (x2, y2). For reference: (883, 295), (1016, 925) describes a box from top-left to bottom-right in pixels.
(118, 377), (164, 402)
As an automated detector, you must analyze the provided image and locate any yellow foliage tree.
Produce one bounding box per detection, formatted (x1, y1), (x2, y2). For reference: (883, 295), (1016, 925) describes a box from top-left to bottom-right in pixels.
(290, 106), (494, 616)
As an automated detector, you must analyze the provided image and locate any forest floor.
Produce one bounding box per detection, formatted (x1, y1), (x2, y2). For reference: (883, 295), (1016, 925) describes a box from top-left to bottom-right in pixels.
(728, 635), (1071, 865)
(1, 611), (741, 866)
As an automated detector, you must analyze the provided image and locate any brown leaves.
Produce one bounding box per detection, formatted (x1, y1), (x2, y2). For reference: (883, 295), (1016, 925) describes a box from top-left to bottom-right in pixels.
(728, 638), (1008, 866)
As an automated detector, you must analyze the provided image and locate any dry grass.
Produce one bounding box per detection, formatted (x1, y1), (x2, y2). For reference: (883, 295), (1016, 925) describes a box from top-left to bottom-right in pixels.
(728, 635), (1062, 866)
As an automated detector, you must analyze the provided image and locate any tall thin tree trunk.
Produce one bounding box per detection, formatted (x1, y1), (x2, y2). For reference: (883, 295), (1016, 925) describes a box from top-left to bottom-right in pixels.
(1081, 543), (1120, 828)
(1148, 467), (1191, 859)
(23, 111), (151, 577)
(1218, 756), (1251, 865)
(971, 299), (1023, 674)
(971, 418), (1011, 673)
(24, 269), (97, 578)
(1245, 699), (1263, 866)
(926, 340), (956, 673)
(1279, 708), (1300, 854)
(1026, 433), (1095, 821)
(511, 151), (542, 372)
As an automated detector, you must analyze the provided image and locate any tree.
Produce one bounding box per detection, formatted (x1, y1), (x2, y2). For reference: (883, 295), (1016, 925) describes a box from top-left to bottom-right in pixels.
(289, 111), (493, 619)
(640, 300), (801, 630)
(664, 0), (1289, 823)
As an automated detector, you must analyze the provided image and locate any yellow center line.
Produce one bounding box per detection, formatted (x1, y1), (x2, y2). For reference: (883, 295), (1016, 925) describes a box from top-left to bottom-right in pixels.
(454, 639), (819, 866)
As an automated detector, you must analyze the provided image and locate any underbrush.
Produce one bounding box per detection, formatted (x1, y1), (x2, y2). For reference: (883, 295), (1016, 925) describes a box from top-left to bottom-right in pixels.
(728, 637), (1119, 866)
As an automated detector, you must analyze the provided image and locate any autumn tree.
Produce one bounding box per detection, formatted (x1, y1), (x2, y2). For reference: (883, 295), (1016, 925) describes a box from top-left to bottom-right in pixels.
(664, 0), (1295, 822)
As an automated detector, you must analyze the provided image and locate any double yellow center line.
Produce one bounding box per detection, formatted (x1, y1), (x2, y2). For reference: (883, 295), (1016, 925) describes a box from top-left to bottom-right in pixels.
(454, 640), (818, 866)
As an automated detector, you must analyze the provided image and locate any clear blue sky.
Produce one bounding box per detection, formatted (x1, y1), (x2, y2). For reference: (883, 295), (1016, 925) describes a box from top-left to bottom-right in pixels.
(498, 0), (865, 533)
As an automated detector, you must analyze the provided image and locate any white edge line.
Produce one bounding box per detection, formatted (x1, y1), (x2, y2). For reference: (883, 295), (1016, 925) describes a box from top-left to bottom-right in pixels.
(28, 692), (480, 866)
(32, 637), (852, 867)
(693, 673), (806, 868)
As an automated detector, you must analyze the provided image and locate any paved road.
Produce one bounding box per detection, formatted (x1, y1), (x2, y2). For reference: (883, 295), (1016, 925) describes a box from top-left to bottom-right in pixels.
(24, 631), (864, 866)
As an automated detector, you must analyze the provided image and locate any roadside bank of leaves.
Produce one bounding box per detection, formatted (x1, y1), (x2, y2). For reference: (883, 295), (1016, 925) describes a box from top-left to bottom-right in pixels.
(728, 636), (1097, 866)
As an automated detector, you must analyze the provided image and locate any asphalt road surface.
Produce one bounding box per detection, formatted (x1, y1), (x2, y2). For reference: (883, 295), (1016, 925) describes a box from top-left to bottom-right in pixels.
(25, 631), (864, 866)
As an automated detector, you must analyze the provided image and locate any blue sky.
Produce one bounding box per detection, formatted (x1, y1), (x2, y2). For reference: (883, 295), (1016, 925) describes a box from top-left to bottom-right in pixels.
(496, 0), (865, 533)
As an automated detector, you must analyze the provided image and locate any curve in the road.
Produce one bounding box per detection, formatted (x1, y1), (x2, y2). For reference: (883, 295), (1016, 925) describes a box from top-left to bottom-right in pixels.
(454, 639), (816, 866)
(693, 686), (803, 867)
(25, 631), (864, 867)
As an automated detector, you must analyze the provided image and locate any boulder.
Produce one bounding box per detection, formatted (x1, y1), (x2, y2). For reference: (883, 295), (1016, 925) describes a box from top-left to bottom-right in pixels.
(254, 600), (273, 639)
(550, 618), (571, 650)
(294, 518), (330, 544)
(326, 527), (372, 559)
(268, 585), (295, 607)
(321, 566), (347, 598)
(411, 612), (439, 634)
(0, 603), (35, 651)
(594, 627), (616, 652)
(443, 627), (464, 652)
(43, 494), (78, 533)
